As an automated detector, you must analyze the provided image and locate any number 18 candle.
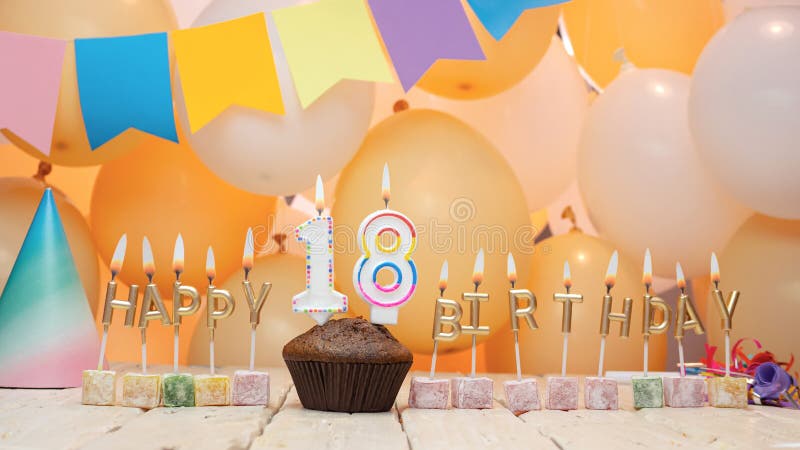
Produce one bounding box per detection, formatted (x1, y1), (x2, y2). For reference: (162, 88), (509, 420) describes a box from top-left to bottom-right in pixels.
(353, 164), (417, 325)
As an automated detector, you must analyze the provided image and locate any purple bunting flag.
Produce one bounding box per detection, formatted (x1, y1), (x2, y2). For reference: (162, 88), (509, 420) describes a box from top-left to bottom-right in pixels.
(368, 0), (485, 91)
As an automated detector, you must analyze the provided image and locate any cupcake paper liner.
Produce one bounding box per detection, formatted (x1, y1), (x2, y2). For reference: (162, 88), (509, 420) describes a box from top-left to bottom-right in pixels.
(285, 359), (412, 412)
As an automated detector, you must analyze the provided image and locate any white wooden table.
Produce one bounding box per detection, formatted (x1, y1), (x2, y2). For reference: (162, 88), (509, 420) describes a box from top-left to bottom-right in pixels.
(1, 365), (797, 449)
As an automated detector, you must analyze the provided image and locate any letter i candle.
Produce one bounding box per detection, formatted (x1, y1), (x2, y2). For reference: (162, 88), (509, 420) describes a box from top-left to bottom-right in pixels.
(632, 249), (667, 409)
(122, 236), (171, 410)
(163, 234), (200, 407)
(232, 228), (272, 406)
(585, 251), (628, 410)
(408, 260), (452, 410)
(503, 252), (541, 415)
(83, 234), (138, 406)
(451, 249), (493, 410)
(195, 246), (235, 406)
(664, 262), (707, 408)
(707, 253), (748, 408)
(546, 261), (582, 411)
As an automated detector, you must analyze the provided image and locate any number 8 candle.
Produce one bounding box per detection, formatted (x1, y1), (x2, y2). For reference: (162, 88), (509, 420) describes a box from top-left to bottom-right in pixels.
(353, 163), (418, 325)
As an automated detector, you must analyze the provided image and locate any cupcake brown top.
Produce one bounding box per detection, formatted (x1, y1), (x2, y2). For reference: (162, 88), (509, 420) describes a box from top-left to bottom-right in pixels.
(283, 317), (413, 364)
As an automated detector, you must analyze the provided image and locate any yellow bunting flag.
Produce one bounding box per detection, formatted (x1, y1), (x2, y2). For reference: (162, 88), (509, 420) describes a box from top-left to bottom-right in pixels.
(273, 0), (394, 108)
(172, 13), (284, 133)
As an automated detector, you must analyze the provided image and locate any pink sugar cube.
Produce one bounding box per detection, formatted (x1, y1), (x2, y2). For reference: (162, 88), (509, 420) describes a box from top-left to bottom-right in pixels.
(408, 377), (449, 409)
(663, 376), (705, 408)
(232, 370), (269, 406)
(503, 378), (541, 415)
(546, 376), (578, 410)
(451, 377), (493, 409)
(584, 377), (618, 410)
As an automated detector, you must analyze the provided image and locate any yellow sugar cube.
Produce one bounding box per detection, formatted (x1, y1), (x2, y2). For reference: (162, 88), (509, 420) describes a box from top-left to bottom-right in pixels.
(122, 373), (161, 409)
(708, 376), (748, 408)
(82, 370), (116, 406)
(195, 374), (230, 406)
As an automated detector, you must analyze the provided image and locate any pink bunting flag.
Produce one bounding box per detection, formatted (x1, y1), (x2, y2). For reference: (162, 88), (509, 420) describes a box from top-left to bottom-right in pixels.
(0, 32), (66, 155)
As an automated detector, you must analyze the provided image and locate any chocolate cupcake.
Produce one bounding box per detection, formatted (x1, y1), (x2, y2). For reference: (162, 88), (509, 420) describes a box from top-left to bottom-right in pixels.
(283, 317), (413, 412)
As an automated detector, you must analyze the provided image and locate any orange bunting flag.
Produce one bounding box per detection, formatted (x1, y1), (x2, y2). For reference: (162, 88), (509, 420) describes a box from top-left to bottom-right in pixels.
(172, 13), (284, 133)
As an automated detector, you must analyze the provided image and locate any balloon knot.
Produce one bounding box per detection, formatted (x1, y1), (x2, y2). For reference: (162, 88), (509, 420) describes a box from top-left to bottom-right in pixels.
(33, 161), (52, 183)
(393, 100), (409, 113)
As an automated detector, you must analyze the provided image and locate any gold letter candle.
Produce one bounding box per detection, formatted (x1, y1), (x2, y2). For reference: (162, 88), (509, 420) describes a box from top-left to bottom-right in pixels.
(206, 246), (235, 376)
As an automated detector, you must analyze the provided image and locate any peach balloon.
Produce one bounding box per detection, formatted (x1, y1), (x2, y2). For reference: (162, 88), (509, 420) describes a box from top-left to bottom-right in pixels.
(90, 135), (278, 296)
(332, 109), (532, 354)
(485, 229), (667, 375)
(416, 2), (559, 99)
(0, 176), (99, 313)
(0, 0), (177, 166)
(562, 0), (724, 88)
(188, 252), (320, 368)
(706, 215), (800, 362)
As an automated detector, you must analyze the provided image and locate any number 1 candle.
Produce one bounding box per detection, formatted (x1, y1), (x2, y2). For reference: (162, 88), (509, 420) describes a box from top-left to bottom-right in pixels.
(353, 164), (418, 325)
(293, 175), (347, 325)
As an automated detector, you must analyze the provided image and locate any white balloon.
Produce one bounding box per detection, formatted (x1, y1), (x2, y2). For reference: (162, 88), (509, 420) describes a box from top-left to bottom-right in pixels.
(577, 68), (751, 278)
(723, 0), (800, 21)
(690, 6), (800, 219)
(373, 37), (589, 212)
(176, 0), (375, 196)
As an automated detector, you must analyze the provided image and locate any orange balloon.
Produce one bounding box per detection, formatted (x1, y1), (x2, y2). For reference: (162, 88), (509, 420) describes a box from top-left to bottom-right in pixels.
(562, 0), (724, 88)
(0, 177), (100, 314)
(485, 229), (667, 375)
(0, 0), (177, 166)
(416, 3), (560, 99)
(90, 135), (278, 296)
(332, 109), (532, 354)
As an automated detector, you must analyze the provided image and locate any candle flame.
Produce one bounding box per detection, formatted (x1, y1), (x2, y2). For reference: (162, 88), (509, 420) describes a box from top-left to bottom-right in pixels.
(563, 261), (572, 289)
(382, 163), (390, 205)
(314, 175), (325, 215)
(206, 246), (216, 281)
(605, 250), (618, 289)
(243, 228), (254, 272)
(710, 252), (720, 285)
(142, 236), (155, 278)
(110, 234), (127, 275)
(642, 248), (653, 286)
(472, 248), (485, 286)
(507, 253), (517, 284)
(438, 260), (448, 292)
(172, 233), (184, 274)
(676, 262), (686, 290)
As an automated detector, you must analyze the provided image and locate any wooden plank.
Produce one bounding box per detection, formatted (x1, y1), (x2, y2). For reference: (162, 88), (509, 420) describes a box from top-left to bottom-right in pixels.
(252, 388), (408, 450)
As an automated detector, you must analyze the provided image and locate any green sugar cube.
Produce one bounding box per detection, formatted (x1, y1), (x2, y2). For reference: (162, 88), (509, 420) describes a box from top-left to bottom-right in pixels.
(632, 375), (663, 409)
(163, 373), (195, 407)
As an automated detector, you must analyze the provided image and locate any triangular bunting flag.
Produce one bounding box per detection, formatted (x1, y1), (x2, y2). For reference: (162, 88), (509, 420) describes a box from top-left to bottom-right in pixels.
(369, 0), (485, 91)
(75, 32), (177, 149)
(0, 189), (100, 387)
(466, 0), (569, 40)
(273, 0), (394, 108)
(0, 32), (66, 154)
(173, 13), (284, 133)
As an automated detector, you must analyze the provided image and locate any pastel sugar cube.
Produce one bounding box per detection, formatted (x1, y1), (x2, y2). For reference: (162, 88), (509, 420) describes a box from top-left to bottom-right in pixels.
(122, 373), (161, 409)
(584, 377), (618, 410)
(409, 377), (449, 409)
(632, 375), (663, 409)
(81, 370), (116, 406)
(546, 376), (578, 410)
(195, 374), (230, 406)
(162, 373), (195, 407)
(503, 378), (541, 415)
(451, 377), (493, 409)
(232, 370), (269, 406)
(708, 376), (748, 408)
(663, 376), (705, 408)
